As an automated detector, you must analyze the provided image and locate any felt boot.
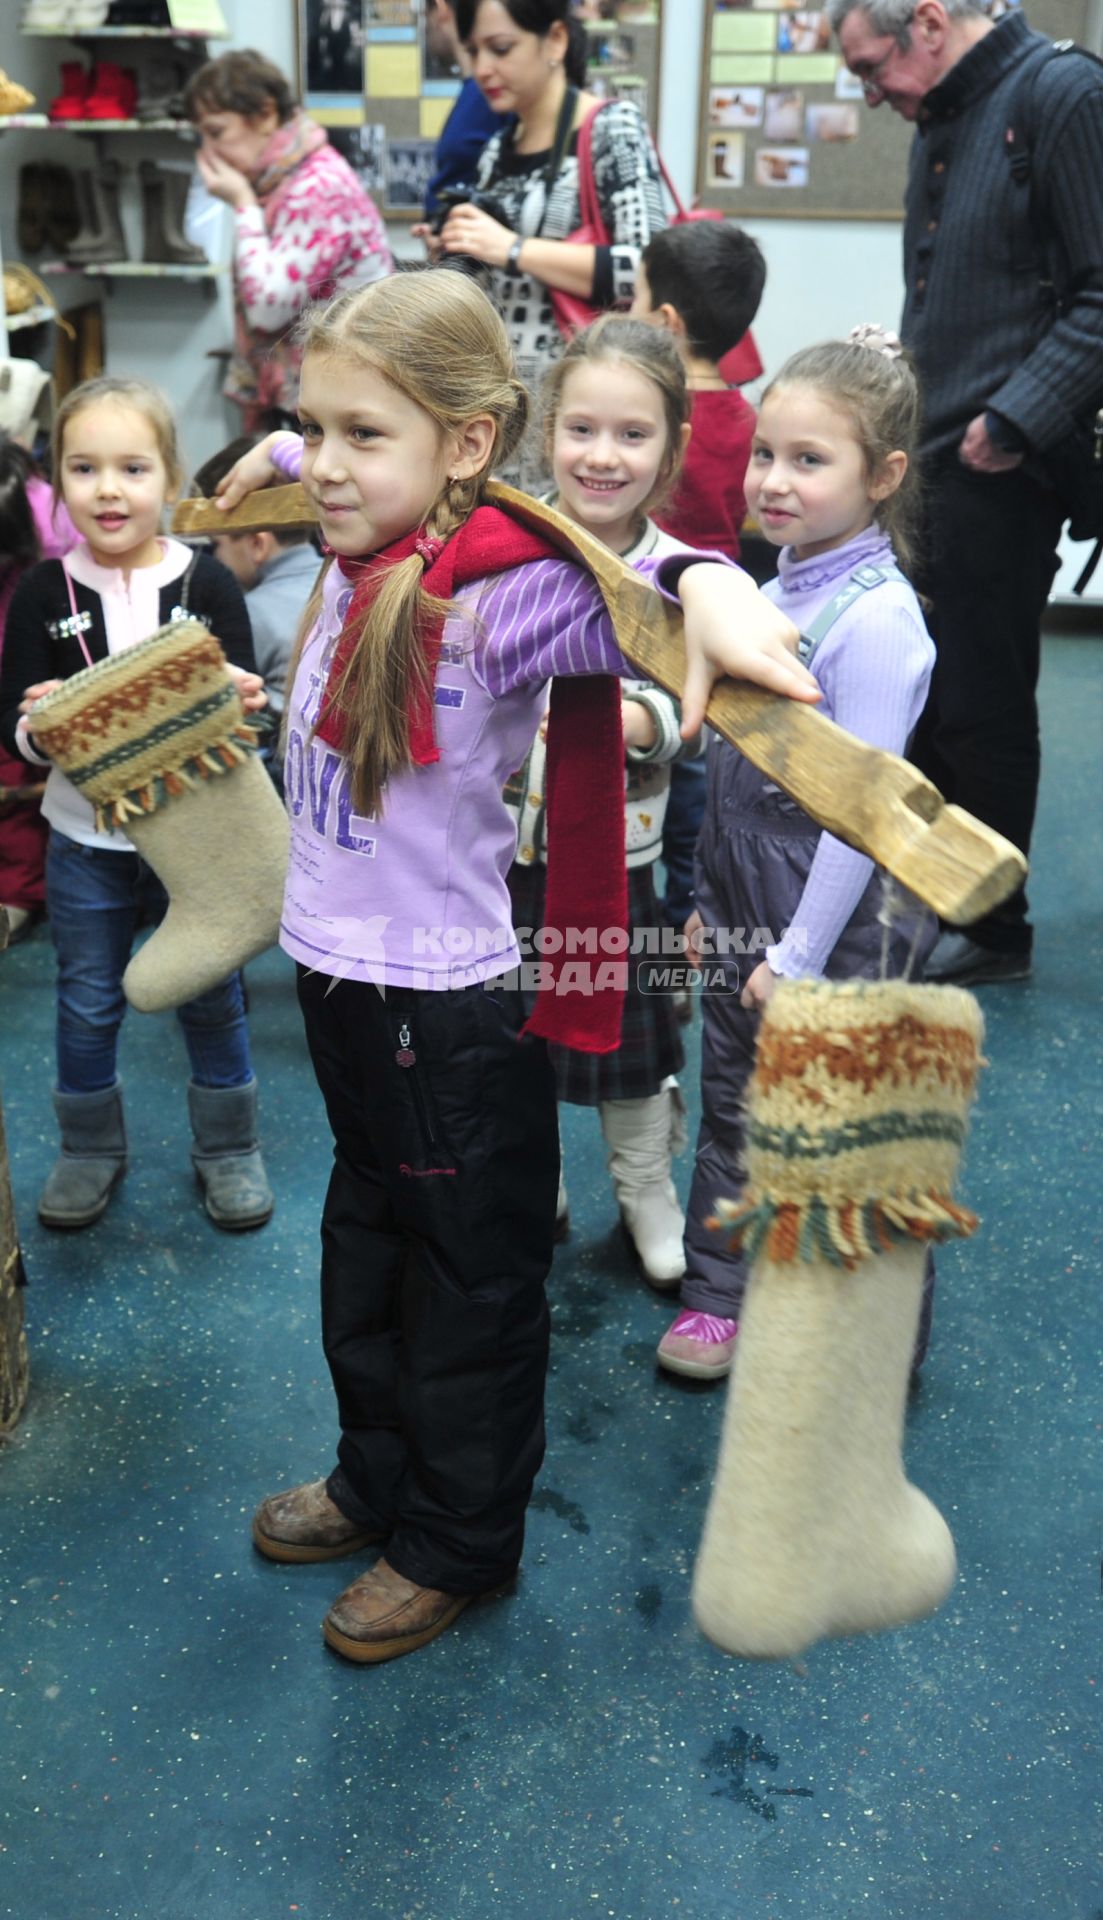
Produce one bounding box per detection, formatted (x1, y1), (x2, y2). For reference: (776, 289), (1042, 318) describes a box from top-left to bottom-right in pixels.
(26, 620), (289, 1014)
(38, 1083), (127, 1229)
(65, 158), (127, 263)
(48, 62), (90, 123)
(600, 1079), (687, 1289)
(187, 1078), (273, 1231)
(21, 0), (72, 25)
(691, 979), (984, 1660)
(139, 160), (206, 264)
(84, 61), (138, 120)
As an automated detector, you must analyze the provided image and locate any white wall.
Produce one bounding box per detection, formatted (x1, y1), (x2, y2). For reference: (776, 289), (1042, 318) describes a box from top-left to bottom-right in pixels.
(2, 0), (1100, 590)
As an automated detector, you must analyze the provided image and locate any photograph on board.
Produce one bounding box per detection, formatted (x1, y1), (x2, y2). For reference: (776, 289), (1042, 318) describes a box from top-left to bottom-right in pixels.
(706, 131), (747, 187)
(708, 85), (765, 130)
(763, 87), (804, 142)
(301, 0), (365, 96)
(753, 145), (810, 188)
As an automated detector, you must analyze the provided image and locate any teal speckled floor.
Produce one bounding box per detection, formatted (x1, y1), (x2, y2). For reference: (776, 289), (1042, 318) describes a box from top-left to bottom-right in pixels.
(1, 636), (1099, 1920)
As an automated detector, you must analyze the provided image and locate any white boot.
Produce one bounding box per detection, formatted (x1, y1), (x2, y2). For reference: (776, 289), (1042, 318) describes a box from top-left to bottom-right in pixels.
(600, 1079), (686, 1289)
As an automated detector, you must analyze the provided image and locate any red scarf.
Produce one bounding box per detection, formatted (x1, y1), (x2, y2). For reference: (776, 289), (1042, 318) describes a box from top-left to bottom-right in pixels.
(315, 506), (628, 1053)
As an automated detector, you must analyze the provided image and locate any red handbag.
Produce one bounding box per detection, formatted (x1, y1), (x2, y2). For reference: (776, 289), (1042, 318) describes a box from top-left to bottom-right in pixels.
(548, 101), (611, 341)
(653, 148), (764, 385)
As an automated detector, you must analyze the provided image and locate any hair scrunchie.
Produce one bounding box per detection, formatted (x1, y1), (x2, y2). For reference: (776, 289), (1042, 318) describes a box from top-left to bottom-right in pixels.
(847, 322), (904, 360)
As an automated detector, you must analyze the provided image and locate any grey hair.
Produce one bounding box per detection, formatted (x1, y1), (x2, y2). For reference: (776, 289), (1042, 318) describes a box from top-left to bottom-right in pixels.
(826, 0), (988, 36)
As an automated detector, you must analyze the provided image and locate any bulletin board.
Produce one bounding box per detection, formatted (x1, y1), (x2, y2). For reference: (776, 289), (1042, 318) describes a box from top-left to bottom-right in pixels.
(696, 0), (1090, 219)
(296, 0), (665, 218)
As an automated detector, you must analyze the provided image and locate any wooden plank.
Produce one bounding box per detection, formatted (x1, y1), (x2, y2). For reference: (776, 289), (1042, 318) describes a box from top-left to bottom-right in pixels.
(171, 480), (1026, 925)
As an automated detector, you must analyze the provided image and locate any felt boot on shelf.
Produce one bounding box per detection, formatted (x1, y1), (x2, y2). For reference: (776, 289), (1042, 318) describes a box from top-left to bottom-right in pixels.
(18, 163), (49, 252)
(84, 61), (137, 120)
(134, 48), (191, 121)
(22, 0), (72, 26)
(691, 978), (985, 1661)
(48, 61), (90, 123)
(26, 620), (290, 1014)
(139, 161), (206, 265)
(38, 1083), (127, 1229)
(106, 0), (172, 23)
(187, 1078), (273, 1231)
(20, 162), (81, 253)
(69, 2), (111, 26)
(599, 1078), (687, 1289)
(65, 159), (127, 263)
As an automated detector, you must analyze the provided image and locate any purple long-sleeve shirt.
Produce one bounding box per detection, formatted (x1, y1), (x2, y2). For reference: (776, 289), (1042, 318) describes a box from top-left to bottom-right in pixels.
(760, 525), (935, 979)
(282, 550), (683, 987)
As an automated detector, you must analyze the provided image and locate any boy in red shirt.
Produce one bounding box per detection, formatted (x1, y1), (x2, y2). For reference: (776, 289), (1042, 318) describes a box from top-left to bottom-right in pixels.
(630, 222), (767, 971)
(631, 221), (765, 561)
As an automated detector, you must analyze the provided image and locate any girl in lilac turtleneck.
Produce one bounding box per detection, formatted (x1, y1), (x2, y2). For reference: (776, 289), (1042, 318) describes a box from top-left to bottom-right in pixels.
(660, 327), (938, 1383)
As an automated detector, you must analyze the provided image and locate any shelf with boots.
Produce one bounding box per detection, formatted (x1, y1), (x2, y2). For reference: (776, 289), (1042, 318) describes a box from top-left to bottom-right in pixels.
(41, 261), (225, 276)
(1, 114), (193, 128)
(22, 27), (227, 37)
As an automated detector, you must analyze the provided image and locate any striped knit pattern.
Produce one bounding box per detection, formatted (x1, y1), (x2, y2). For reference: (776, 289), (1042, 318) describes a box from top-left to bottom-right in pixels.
(903, 13), (1103, 457)
(27, 620), (257, 833)
(710, 979), (984, 1270)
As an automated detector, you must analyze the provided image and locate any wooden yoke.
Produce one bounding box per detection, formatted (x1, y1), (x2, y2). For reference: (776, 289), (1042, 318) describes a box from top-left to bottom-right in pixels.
(172, 480), (1026, 926)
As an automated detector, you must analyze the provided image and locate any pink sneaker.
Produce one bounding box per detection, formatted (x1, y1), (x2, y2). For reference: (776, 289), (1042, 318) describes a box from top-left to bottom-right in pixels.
(657, 1310), (738, 1380)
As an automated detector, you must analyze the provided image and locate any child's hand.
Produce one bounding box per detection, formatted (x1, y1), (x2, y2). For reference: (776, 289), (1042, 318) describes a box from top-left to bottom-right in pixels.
(214, 434), (287, 512)
(740, 959), (778, 1012)
(676, 563), (820, 738)
(621, 695), (657, 751)
(20, 680), (63, 713)
(225, 665), (268, 714)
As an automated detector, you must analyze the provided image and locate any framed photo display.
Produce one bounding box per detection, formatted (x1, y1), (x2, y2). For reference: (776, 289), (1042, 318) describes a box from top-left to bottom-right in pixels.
(696, 0), (1092, 218)
(296, 0), (665, 218)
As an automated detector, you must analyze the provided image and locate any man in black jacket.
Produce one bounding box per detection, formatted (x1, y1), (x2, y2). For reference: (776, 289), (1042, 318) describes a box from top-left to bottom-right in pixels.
(830, 0), (1103, 983)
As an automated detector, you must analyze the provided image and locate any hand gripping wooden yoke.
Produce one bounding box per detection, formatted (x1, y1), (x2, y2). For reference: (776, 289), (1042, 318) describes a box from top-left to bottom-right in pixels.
(172, 481), (1026, 925)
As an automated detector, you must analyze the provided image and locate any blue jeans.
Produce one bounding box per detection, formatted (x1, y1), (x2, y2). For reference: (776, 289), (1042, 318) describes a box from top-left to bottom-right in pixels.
(46, 829), (253, 1096)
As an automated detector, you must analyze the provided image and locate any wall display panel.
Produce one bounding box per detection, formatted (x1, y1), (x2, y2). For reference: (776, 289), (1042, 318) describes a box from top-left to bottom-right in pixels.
(297, 1), (665, 217)
(696, 0), (1091, 218)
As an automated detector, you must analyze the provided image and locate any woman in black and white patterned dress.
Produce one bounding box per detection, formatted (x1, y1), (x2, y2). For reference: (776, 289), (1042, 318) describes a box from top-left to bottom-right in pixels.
(430, 0), (666, 492)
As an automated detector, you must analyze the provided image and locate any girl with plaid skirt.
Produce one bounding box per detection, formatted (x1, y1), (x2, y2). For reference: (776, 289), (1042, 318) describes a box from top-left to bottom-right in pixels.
(506, 317), (702, 1288)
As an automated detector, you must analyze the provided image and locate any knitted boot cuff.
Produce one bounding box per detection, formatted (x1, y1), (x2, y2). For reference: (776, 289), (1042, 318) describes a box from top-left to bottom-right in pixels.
(710, 978), (986, 1270)
(28, 619), (259, 833)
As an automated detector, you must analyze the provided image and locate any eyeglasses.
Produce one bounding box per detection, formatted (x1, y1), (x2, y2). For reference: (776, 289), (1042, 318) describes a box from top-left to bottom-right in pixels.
(851, 13), (915, 99)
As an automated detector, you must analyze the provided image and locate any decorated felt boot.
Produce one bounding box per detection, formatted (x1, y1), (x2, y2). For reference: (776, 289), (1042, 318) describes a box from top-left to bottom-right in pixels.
(25, 619), (290, 1014)
(599, 1078), (687, 1289)
(187, 1077), (273, 1231)
(38, 1083), (127, 1229)
(691, 978), (984, 1660)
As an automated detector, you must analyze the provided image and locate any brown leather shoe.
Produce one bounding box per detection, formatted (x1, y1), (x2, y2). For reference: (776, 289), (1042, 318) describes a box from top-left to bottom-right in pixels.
(252, 1478), (385, 1564)
(323, 1557), (474, 1663)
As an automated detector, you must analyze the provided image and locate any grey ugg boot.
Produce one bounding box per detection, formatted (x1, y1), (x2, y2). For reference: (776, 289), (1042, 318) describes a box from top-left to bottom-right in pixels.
(39, 1084), (127, 1229)
(187, 1078), (273, 1231)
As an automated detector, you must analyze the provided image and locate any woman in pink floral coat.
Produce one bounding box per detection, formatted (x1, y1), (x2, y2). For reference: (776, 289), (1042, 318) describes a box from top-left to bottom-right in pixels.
(186, 50), (393, 429)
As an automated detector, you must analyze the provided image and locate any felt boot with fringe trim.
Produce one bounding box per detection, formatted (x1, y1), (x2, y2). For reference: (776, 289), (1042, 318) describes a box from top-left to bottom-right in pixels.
(27, 620), (289, 1014)
(691, 978), (984, 1660)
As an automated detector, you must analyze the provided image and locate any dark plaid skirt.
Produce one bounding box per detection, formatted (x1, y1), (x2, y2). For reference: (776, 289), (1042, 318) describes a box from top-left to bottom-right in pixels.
(507, 860), (685, 1107)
